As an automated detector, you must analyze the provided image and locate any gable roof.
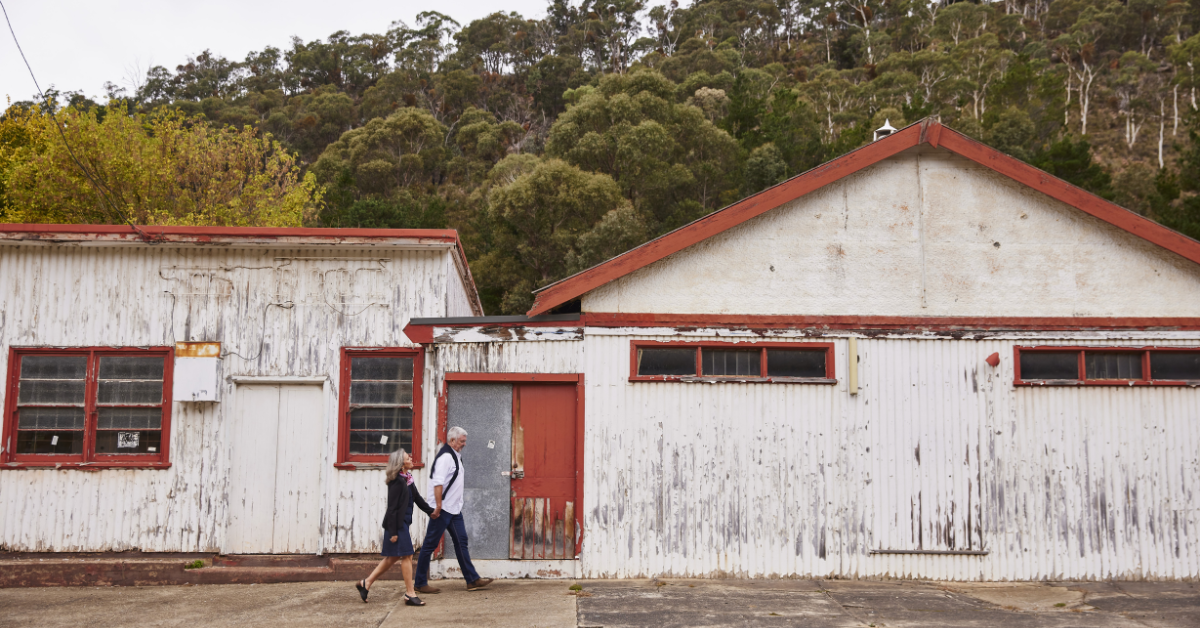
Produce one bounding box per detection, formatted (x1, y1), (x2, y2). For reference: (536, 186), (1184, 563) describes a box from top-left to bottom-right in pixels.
(527, 119), (1200, 316)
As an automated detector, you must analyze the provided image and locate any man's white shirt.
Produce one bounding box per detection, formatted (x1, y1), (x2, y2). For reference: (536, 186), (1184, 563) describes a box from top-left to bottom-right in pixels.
(427, 448), (465, 515)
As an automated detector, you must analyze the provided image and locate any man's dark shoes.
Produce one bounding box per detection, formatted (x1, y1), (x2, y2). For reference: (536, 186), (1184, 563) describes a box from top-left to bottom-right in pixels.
(356, 580), (369, 602)
(415, 585), (441, 594)
(466, 577), (494, 591)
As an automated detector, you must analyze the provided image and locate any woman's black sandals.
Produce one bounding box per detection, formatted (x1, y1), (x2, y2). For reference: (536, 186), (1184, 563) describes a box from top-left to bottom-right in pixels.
(404, 594), (426, 606)
(356, 580), (369, 602)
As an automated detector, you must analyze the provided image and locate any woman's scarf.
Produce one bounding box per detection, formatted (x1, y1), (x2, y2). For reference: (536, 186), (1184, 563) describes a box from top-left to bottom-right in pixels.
(401, 471), (414, 486)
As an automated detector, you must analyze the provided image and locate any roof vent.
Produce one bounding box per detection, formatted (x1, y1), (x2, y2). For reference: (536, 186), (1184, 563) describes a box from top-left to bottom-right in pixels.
(874, 119), (897, 141)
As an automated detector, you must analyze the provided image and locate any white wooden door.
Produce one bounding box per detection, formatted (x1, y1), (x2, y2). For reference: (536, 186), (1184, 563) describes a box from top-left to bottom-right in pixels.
(226, 384), (323, 553)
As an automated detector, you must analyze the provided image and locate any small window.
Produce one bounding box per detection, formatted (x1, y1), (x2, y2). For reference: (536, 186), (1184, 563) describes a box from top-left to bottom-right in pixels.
(637, 348), (696, 376)
(338, 348), (424, 466)
(1085, 352), (1142, 380)
(1016, 347), (1200, 386)
(1019, 351), (1079, 381)
(4, 349), (172, 466)
(703, 350), (760, 377)
(767, 349), (827, 378)
(1150, 351), (1200, 381)
(631, 342), (834, 383)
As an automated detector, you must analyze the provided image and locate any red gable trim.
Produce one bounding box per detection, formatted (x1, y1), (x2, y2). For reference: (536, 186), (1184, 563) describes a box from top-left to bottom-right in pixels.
(0, 223), (461, 241)
(527, 120), (1200, 316)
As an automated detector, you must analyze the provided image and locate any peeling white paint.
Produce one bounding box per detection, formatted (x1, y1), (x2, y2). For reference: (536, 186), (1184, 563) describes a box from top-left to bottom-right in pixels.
(575, 330), (1200, 580)
(0, 241), (475, 553)
(582, 147), (1200, 317)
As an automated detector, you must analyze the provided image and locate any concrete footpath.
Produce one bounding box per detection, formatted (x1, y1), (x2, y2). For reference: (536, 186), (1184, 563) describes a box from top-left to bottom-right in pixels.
(0, 578), (1197, 627)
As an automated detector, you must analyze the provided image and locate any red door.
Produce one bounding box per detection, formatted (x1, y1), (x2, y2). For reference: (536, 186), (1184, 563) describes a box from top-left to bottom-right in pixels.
(509, 384), (578, 559)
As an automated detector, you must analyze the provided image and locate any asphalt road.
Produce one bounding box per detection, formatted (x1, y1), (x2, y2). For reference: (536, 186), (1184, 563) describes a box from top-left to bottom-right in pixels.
(1, 578), (1197, 627)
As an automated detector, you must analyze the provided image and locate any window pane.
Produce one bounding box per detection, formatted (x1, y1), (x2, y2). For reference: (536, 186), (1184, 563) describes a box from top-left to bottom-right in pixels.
(98, 407), (163, 430)
(349, 430), (410, 456)
(1150, 351), (1200, 380)
(18, 407), (85, 430)
(97, 380), (163, 405)
(637, 348), (696, 376)
(351, 357), (413, 381)
(20, 356), (87, 380)
(767, 349), (827, 378)
(18, 379), (86, 405)
(16, 430), (84, 454)
(1020, 352), (1080, 380)
(99, 357), (164, 380)
(95, 429), (162, 455)
(1085, 352), (1143, 380)
(702, 349), (760, 376)
(350, 381), (413, 406)
(350, 407), (412, 431)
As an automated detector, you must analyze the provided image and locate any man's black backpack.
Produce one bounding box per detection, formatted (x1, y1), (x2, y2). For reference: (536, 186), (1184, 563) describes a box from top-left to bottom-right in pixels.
(432, 443), (460, 494)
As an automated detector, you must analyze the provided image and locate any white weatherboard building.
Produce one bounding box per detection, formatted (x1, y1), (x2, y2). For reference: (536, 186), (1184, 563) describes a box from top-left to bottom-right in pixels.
(3, 120), (1199, 581)
(0, 226), (481, 555)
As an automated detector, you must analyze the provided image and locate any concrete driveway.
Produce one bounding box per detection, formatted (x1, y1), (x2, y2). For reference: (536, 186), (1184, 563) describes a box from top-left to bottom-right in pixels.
(1, 578), (1197, 627)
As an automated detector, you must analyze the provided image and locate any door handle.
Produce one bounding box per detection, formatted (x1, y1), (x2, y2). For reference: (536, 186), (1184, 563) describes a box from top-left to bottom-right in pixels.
(506, 471), (524, 479)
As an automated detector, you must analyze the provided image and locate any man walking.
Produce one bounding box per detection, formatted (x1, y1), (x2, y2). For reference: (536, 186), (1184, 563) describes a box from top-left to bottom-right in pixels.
(414, 426), (494, 593)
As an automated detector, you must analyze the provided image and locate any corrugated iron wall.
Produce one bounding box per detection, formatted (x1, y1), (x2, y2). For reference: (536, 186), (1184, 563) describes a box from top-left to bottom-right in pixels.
(0, 243), (471, 553)
(580, 330), (1200, 580)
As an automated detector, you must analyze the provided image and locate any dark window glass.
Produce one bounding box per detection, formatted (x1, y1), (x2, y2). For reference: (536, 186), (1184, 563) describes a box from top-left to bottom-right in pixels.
(16, 430), (84, 454)
(13, 353), (167, 457)
(1150, 351), (1200, 380)
(99, 357), (164, 380)
(1020, 352), (1079, 380)
(95, 430), (162, 454)
(702, 349), (760, 376)
(15, 356), (88, 454)
(767, 350), (827, 378)
(95, 356), (166, 456)
(15, 407), (86, 454)
(637, 348), (696, 376)
(21, 356), (87, 380)
(1085, 352), (1143, 380)
(347, 357), (414, 457)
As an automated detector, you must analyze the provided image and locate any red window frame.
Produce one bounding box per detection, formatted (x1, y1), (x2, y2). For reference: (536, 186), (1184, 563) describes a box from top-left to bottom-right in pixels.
(2, 347), (174, 469)
(1013, 346), (1200, 386)
(336, 347), (425, 469)
(629, 341), (836, 383)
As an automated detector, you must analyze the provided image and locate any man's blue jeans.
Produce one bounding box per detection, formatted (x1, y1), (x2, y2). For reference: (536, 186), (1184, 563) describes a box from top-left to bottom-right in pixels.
(415, 511), (481, 587)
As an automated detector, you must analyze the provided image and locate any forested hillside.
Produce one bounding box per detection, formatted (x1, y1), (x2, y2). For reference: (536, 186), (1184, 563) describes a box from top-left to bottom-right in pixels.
(5, 0), (1200, 313)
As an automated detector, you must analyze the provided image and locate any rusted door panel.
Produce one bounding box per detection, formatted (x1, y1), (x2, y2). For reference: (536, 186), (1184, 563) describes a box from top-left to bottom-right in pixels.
(509, 384), (578, 559)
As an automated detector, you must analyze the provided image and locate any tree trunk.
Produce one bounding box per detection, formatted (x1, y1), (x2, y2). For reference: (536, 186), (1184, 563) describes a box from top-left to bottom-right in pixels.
(1159, 103), (1165, 169)
(1174, 84), (1180, 136)
(1080, 65), (1095, 136)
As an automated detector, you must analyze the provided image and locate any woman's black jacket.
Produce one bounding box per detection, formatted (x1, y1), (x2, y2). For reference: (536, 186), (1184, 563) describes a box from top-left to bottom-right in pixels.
(383, 476), (434, 538)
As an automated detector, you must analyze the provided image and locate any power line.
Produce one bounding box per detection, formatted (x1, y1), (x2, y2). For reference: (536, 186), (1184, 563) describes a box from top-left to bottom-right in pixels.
(0, 0), (151, 240)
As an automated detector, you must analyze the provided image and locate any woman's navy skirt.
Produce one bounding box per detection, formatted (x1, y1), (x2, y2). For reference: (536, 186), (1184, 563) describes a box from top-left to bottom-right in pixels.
(381, 529), (415, 557)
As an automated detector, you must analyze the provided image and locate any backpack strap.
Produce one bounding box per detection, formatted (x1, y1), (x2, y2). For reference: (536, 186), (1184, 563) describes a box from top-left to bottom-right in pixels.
(433, 444), (460, 495)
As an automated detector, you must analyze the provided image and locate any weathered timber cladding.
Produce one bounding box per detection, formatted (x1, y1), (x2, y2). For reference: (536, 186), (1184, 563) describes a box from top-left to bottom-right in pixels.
(0, 243), (472, 553)
(576, 331), (1200, 581)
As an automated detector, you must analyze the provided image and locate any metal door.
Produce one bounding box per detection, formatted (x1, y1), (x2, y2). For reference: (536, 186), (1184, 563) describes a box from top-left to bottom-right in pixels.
(443, 383), (513, 560)
(509, 384), (578, 559)
(226, 384), (323, 553)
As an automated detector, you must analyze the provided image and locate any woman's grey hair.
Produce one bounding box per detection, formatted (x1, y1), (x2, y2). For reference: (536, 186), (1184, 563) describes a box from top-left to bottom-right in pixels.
(447, 426), (468, 441)
(385, 448), (407, 484)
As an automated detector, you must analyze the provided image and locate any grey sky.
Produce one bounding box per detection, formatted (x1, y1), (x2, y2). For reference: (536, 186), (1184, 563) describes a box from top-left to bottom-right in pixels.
(1, 0), (577, 103)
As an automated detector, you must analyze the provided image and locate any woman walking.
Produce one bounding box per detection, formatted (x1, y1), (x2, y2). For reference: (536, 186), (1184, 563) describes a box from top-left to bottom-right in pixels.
(357, 448), (434, 606)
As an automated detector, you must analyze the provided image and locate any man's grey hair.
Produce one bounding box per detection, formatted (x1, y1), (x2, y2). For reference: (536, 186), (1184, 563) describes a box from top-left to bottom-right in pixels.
(447, 426), (468, 441)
